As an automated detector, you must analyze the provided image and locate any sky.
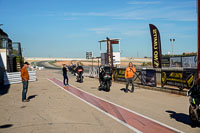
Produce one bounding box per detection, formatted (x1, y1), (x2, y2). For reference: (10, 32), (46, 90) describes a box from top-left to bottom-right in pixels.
(0, 0), (198, 58)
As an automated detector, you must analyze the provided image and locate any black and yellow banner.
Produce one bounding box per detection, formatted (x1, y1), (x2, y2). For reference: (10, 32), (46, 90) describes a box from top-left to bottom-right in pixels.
(113, 68), (126, 81)
(161, 70), (195, 89)
(149, 24), (162, 68)
(113, 68), (156, 87)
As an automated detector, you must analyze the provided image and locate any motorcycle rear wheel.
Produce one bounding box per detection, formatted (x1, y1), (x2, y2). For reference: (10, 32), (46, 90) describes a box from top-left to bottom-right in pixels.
(80, 77), (83, 83)
(189, 105), (200, 126)
(106, 81), (110, 92)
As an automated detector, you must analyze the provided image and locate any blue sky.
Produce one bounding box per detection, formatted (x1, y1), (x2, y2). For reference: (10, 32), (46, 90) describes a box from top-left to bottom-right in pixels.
(0, 0), (197, 58)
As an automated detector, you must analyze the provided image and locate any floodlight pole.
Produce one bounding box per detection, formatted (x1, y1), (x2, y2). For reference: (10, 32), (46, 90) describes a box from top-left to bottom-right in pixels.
(170, 38), (175, 56)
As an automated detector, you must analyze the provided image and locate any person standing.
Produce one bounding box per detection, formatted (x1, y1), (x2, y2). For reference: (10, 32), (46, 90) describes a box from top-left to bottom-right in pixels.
(125, 62), (136, 93)
(21, 62), (30, 102)
(62, 64), (68, 86)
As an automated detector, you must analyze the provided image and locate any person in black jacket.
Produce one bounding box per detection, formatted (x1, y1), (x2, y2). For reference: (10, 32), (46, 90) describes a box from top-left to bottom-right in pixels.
(76, 64), (84, 74)
(75, 64), (84, 80)
(62, 64), (68, 86)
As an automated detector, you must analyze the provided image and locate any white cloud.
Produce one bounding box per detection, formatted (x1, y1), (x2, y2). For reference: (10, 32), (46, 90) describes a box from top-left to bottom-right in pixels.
(89, 27), (113, 34)
(122, 30), (148, 36)
(65, 12), (109, 17)
(88, 25), (148, 37)
(65, 7), (196, 22)
(61, 0), (196, 22)
(64, 17), (77, 21)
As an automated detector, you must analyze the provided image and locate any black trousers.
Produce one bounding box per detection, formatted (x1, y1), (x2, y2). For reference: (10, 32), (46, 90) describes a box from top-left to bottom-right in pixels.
(63, 74), (68, 85)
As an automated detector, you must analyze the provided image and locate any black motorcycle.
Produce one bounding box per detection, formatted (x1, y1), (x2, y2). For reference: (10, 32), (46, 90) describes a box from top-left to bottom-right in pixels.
(99, 66), (112, 92)
(187, 82), (200, 126)
(76, 69), (84, 83)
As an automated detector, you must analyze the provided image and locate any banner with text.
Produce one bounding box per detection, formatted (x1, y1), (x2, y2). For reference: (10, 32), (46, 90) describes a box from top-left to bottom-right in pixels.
(161, 70), (195, 89)
(149, 24), (162, 68)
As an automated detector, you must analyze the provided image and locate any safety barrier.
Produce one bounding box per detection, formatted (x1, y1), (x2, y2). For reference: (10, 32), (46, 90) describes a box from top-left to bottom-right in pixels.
(84, 66), (99, 78)
(86, 66), (196, 90)
(161, 69), (195, 90)
(112, 68), (156, 87)
(4, 71), (37, 85)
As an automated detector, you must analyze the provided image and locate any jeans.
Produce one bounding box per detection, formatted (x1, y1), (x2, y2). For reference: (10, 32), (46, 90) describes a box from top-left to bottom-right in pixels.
(63, 74), (68, 85)
(22, 81), (29, 100)
(126, 78), (134, 91)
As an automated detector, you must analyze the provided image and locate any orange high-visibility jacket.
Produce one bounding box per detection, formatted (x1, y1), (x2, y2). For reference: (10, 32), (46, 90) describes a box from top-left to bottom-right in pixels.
(125, 67), (136, 79)
(21, 67), (29, 81)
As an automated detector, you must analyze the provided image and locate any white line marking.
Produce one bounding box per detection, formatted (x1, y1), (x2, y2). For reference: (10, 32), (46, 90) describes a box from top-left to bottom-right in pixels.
(48, 78), (184, 133)
(48, 78), (142, 133)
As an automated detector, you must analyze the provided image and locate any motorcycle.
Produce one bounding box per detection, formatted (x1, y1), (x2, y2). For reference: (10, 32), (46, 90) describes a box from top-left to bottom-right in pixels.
(68, 65), (73, 72)
(99, 66), (112, 92)
(72, 65), (76, 75)
(76, 69), (84, 83)
(187, 83), (200, 126)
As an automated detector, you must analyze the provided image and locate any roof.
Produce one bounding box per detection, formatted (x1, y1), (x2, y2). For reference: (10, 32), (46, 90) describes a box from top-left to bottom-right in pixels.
(0, 28), (8, 39)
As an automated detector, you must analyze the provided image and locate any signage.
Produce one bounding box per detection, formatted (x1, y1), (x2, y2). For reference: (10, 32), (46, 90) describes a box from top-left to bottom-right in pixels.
(161, 70), (195, 89)
(149, 24), (162, 68)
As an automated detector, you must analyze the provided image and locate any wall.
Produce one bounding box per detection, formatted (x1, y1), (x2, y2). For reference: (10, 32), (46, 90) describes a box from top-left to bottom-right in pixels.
(0, 49), (7, 70)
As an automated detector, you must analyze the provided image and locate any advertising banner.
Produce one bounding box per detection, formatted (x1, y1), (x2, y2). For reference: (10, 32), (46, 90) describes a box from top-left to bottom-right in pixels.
(106, 37), (113, 67)
(149, 24), (162, 68)
(161, 70), (195, 89)
(113, 52), (120, 65)
(170, 57), (182, 67)
(141, 70), (156, 87)
(182, 56), (197, 68)
(113, 68), (143, 84)
(113, 68), (126, 81)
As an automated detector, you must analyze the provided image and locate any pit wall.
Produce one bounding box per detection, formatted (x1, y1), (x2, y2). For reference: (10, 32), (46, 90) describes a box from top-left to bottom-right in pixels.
(85, 66), (196, 90)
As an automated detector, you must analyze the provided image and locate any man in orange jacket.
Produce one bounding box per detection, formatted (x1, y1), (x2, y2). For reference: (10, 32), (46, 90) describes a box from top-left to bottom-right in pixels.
(125, 62), (136, 93)
(21, 62), (30, 102)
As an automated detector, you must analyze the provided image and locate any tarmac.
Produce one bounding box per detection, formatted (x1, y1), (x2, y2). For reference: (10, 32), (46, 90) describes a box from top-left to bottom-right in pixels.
(0, 69), (200, 133)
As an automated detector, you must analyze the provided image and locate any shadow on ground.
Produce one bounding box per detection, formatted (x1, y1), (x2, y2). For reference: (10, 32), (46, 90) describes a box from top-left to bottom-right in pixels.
(28, 95), (38, 100)
(120, 88), (128, 93)
(0, 124), (13, 129)
(165, 110), (196, 127)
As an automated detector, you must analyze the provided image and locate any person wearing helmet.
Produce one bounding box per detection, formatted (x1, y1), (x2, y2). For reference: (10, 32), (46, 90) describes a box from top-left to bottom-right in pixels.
(99, 66), (105, 87)
(76, 64), (84, 79)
